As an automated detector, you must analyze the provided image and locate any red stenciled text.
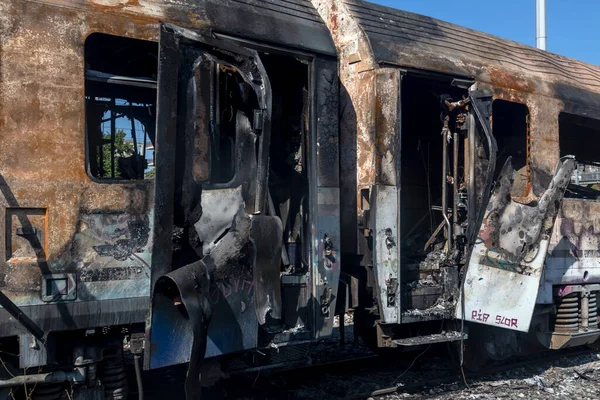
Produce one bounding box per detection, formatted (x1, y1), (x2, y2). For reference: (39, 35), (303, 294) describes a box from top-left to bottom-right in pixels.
(470, 310), (519, 328)
(495, 315), (518, 328)
(471, 309), (490, 323)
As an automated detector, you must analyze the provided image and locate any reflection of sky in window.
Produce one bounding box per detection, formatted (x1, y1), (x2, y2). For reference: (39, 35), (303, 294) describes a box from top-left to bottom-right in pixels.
(99, 98), (155, 172)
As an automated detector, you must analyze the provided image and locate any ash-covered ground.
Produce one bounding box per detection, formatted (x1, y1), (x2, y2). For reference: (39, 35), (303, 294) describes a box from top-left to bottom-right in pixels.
(383, 352), (600, 400)
(131, 316), (600, 400)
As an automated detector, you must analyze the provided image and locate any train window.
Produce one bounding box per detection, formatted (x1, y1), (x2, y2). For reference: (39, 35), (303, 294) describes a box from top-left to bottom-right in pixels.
(493, 100), (530, 198)
(189, 62), (254, 186)
(560, 112), (600, 198)
(209, 65), (241, 184)
(84, 33), (158, 181)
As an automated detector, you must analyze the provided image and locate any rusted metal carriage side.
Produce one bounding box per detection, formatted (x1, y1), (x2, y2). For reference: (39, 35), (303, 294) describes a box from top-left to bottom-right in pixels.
(0, 0), (164, 336)
(312, 0), (600, 352)
(4, 0), (600, 395)
(0, 0), (343, 394)
(0, 0), (336, 330)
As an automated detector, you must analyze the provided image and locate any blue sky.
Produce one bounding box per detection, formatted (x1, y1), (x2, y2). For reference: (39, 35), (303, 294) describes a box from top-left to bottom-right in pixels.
(371, 0), (600, 66)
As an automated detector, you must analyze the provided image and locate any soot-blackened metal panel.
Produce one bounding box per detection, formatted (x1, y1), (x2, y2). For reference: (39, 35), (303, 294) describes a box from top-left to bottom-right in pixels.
(458, 157), (575, 332)
(0, 208), (153, 310)
(315, 57), (340, 188)
(149, 24), (180, 296)
(313, 187), (341, 337)
(195, 188), (244, 255)
(150, 259), (258, 369)
(311, 57), (341, 338)
(250, 215), (284, 325)
(205, 0), (335, 57)
(0, 297), (149, 337)
(147, 23), (279, 369)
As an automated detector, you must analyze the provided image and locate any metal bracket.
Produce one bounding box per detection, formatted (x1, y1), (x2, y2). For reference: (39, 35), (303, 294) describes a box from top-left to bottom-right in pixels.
(41, 273), (76, 302)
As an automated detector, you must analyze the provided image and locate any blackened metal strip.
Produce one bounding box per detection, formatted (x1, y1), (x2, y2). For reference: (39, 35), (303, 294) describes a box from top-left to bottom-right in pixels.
(144, 24), (181, 371)
(0, 291), (45, 343)
(150, 24), (180, 293)
(468, 89), (496, 246)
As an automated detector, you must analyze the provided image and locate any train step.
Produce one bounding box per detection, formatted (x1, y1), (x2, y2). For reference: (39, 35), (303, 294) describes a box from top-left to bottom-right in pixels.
(392, 331), (468, 346)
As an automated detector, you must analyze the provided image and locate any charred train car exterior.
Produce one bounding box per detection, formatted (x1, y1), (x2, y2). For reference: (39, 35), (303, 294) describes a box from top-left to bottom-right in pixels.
(0, 0), (599, 397)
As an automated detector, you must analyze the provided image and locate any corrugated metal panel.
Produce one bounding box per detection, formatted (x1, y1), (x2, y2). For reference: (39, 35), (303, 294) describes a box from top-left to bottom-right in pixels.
(348, 0), (600, 92)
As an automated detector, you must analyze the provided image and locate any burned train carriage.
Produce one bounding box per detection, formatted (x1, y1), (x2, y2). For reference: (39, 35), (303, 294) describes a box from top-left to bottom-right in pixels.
(1, 0), (600, 397)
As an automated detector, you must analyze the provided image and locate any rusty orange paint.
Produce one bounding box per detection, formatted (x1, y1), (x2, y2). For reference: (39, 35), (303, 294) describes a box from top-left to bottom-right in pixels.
(489, 68), (534, 93)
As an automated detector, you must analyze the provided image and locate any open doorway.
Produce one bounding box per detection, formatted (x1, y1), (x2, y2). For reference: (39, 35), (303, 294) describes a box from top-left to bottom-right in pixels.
(259, 52), (311, 332)
(400, 74), (467, 310)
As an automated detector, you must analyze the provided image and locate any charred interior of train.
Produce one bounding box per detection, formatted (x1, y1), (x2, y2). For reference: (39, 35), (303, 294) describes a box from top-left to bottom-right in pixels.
(398, 75), (468, 315)
(4, 0), (600, 399)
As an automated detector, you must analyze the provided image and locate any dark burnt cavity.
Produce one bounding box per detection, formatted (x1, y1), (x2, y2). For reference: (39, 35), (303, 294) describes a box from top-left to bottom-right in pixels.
(560, 112), (600, 200)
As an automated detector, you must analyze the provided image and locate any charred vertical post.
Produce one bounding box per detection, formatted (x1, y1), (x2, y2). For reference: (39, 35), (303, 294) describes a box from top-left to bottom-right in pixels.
(441, 117), (451, 252)
(452, 130), (459, 234)
(467, 112), (476, 239)
(110, 97), (116, 178)
(145, 26), (180, 372)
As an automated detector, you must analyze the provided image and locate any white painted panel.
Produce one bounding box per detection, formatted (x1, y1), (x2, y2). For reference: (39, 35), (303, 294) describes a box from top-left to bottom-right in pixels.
(457, 237), (548, 332)
(372, 185), (400, 323)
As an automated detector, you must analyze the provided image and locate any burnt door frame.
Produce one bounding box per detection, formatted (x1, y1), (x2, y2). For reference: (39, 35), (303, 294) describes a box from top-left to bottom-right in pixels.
(150, 23), (273, 294)
(174, 30), (343, 340)
(146, 23), (274, 370)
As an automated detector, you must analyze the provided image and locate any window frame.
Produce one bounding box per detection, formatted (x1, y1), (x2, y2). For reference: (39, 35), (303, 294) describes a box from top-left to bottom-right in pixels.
(84, 33), (158, 184)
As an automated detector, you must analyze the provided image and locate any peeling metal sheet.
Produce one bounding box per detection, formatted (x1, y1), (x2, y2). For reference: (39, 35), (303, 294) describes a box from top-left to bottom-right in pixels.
(250, 215), (283, 325)
(150, 208), (259, 368)
(458, 157), (575, 332)
(195, 187), (244, 255)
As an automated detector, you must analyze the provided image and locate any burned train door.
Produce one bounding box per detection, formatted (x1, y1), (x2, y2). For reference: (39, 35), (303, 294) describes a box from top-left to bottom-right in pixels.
(143, 22), (341, 381)
(144, 23), (280, 375)
(457, 89), (575, 332)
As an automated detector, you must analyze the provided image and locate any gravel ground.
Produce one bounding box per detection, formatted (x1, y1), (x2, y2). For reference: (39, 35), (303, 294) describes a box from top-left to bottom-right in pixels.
(383, 352), (600, 400)
(215, 347), (600, 399)
(130, 315), (600, 400)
